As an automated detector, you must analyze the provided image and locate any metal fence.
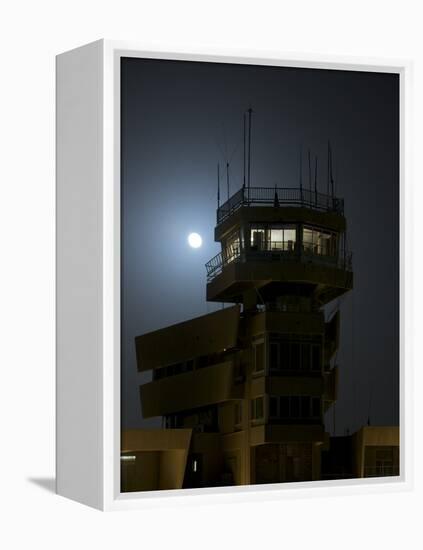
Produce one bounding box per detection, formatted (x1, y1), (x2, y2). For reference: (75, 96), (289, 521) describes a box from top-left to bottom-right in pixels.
(205, 246), (353, 282)
(217, 186), (344, 224)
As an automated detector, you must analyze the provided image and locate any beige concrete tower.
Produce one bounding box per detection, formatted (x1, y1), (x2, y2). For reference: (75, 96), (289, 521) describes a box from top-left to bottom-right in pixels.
(204, 185), (353, 484)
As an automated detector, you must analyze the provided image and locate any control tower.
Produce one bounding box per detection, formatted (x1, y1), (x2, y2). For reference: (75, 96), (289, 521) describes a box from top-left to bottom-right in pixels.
(131, 176), (353, 489)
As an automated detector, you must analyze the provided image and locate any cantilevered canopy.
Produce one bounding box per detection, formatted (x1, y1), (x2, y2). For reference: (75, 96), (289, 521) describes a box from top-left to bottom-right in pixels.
(135, 305), (240, 372)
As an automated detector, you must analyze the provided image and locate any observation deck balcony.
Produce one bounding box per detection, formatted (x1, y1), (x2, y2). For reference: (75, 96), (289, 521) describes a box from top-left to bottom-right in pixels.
(217, 186), (344, 225)
(206, 244), (353, 284)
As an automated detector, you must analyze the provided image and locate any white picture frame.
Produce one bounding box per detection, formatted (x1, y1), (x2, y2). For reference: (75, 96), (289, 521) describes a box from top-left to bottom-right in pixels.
(56, 39), (412, 511)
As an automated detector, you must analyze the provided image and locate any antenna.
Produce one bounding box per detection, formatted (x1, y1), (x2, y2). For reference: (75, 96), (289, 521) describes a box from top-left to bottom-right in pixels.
(326, 140), (330, 207)
(226, 162), (230, 201)
(308, 149), (312, 195)
(247, 107), (253, 190)
(299, 145), (303, 201)
(217, 163), (220, 208)
(314, 156), (318, 205)
(329, 142), (335, 199)
(243, 111), (246, 189)
(299, 146), (303, 188)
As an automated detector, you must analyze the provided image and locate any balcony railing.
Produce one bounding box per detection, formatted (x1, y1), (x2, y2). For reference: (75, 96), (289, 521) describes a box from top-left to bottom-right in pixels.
(205, 244), (353, 282)
(217, 186), (344, 224)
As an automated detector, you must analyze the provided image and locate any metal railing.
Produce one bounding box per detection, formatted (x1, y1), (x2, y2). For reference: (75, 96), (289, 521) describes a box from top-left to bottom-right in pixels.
(205, 244), (352, 282)
(217, 186), (344, 224)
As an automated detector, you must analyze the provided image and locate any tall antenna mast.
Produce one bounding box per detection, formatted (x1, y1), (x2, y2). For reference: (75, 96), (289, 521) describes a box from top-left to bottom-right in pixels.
(247, 107), (253, 190)
(326, 141), (330, 207)
(314, 156), (318, 205)
(299, 145), (303, 200)
(329, 142), (335, 199)
(308, 149), (312, 195)
(226, 162), (230, 201)
(243, 111), (246, 189)
(217, 163), (220, 208)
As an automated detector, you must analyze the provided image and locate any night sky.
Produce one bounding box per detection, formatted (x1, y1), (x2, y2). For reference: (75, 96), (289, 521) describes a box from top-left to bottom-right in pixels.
(121, 57), (399, 435)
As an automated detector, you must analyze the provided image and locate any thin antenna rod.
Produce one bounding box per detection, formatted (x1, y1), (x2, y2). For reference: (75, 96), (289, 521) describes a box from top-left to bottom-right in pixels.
(226, 162), (230, 201)
(243, 111), (246, 189)
(314, 156), (318, 205)
(217, 163), (220, 208)
(299, 145), (303, 201)
(308, 149), (312, 195)
(247, 107), (253, 189)
(327, 141), (330, 207)
(329, 142), (335, 198)
(299, 146), (302, 188)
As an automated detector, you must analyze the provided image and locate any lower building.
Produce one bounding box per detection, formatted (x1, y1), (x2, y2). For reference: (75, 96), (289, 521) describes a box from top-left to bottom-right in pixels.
(121, 425), (399, 492)
(321, 426), (400, 480)
(121, 429), (192, 492)
(121, 304), (339, 491)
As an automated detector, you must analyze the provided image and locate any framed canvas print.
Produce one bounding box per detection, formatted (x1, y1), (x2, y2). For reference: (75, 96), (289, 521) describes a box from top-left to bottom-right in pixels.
(56, 40), (411, 510)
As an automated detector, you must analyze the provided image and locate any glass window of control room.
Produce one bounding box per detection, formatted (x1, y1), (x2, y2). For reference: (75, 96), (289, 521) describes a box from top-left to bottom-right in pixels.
(250, 225), (297, 251)
(302, 225), (337, 256)
(223, 231), (241, 263)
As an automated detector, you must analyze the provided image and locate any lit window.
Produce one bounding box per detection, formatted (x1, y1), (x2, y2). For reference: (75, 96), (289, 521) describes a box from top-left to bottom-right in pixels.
(224, 232), (241, 264)
(303, 227), (314, 252)
(269, 226), (296, 251)
(284, 228), (296, 250)
(269, 228), (283, 250)
(303, 225), (338, 257)
(251, 225), (297, 251)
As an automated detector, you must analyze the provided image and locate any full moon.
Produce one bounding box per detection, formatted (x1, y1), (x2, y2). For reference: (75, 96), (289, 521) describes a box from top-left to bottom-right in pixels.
(188, 232), (202, 248)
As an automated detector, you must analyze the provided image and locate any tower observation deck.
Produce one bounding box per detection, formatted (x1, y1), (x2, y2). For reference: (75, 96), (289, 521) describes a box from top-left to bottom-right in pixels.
(206, 185), (352, 308)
